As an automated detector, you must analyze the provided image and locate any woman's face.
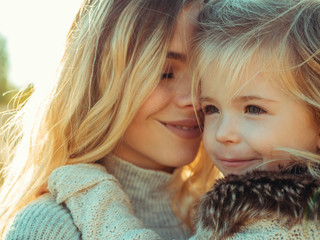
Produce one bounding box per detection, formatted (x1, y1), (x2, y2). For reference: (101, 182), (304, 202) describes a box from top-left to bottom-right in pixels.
(114, 6), (202, 172)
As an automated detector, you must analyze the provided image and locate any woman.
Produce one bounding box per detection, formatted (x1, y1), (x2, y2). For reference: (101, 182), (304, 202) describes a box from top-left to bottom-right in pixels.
(0, 0), (217, 239)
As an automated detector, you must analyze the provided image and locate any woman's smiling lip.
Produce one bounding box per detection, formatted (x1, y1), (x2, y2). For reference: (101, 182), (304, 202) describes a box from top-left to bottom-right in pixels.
(160, 119), (202, 139)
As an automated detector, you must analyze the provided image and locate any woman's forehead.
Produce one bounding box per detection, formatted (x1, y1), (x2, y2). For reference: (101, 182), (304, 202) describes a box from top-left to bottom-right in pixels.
(169, 4), (201, 57)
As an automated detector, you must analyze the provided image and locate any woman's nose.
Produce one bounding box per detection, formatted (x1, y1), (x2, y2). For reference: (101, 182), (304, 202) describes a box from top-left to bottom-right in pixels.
(175, 75), (201, 111)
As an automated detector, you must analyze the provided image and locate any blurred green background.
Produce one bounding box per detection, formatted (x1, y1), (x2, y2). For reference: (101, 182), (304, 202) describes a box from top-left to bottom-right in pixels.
(0, 35), (33, 184)
(0, 35), (33, 109)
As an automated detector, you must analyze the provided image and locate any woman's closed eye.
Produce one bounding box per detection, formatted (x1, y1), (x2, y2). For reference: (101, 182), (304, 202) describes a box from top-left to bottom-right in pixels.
(245, 105), (266, 115)
(161, 72), (174, 79)
(161, 64), (175, 80)
(202, 105), (219, 115)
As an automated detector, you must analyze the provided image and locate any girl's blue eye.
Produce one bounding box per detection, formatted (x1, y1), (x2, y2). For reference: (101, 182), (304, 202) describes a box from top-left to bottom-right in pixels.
(245, 105), (266, 114)
(203, 105), (219, 115)
(161, 72), (174, 79)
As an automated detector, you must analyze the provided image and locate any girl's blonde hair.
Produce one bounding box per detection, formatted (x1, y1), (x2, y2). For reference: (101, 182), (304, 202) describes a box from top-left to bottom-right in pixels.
(192, 0), (320, 177)
(0, 0), (217, 234)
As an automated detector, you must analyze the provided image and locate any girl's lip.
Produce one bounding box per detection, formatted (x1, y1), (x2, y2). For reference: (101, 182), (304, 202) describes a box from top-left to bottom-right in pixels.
(218, 158), (259, 168)
(160, 119), (202, 139)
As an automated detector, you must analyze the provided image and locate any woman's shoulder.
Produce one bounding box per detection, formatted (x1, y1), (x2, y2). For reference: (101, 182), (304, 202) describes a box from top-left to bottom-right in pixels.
(5, 193), (81, 240)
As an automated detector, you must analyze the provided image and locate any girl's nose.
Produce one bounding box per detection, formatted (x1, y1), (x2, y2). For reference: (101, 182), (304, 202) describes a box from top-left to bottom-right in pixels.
(215, 115), (241, 144)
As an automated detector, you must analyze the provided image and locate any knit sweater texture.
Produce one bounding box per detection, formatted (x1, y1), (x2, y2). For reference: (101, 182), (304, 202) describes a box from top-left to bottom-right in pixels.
(53, 163), (320, 240)
(5, 194), (81, 240)
(5, 155), (190, 240)
(102, 155), (191, 239)
(7, 157), (320, 240)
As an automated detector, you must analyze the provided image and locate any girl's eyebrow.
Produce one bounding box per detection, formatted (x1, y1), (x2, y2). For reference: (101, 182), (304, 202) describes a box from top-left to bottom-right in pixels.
(235, 95), (278, 103)
(199, 95), (278, 103)
(166, 51), (186, 62)
(199, 96), (214, 102)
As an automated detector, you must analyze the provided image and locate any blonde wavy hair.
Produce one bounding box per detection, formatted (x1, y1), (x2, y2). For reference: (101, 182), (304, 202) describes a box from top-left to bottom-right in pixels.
(0, 0), (218, 234)
(192, 0), (320, 177)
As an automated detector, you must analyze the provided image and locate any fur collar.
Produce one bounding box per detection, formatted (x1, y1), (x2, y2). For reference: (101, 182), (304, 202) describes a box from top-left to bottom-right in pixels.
(196, 167), (320, 240)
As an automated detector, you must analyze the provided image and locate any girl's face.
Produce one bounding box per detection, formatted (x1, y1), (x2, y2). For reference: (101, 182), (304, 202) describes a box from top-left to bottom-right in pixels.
(113, 6), (202, 172)
(201, 66), (320, 176)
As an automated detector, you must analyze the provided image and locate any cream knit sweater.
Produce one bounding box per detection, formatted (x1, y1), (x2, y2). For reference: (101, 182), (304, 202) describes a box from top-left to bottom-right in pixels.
(6, 157), (319, 239)
(5, 155), (190, 240)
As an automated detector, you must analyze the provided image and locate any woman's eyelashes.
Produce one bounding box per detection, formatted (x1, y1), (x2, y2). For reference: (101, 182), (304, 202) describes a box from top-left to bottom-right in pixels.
(161, 72), (174, 79)
(161, 64), (174, 80)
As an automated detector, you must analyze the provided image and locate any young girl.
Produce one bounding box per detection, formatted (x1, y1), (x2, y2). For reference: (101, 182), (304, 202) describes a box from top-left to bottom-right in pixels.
(191, 0), (320, 239)
(0, 0), (218, 239)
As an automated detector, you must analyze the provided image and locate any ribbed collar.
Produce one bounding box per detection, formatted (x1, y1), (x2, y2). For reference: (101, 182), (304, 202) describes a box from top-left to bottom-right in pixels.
(101, 154), (191, 239)
(102, 154), (173, 194)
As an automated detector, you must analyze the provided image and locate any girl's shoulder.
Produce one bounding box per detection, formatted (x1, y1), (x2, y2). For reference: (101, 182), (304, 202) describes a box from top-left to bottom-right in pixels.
(193, 168), (320, 240)
(5, 193), (81, 240)
(191, 218), (320, 240)
(230, 218), (320, 240)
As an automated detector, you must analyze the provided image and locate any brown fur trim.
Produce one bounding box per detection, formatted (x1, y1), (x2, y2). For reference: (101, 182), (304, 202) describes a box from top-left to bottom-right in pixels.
(196, 168), (320, 240)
